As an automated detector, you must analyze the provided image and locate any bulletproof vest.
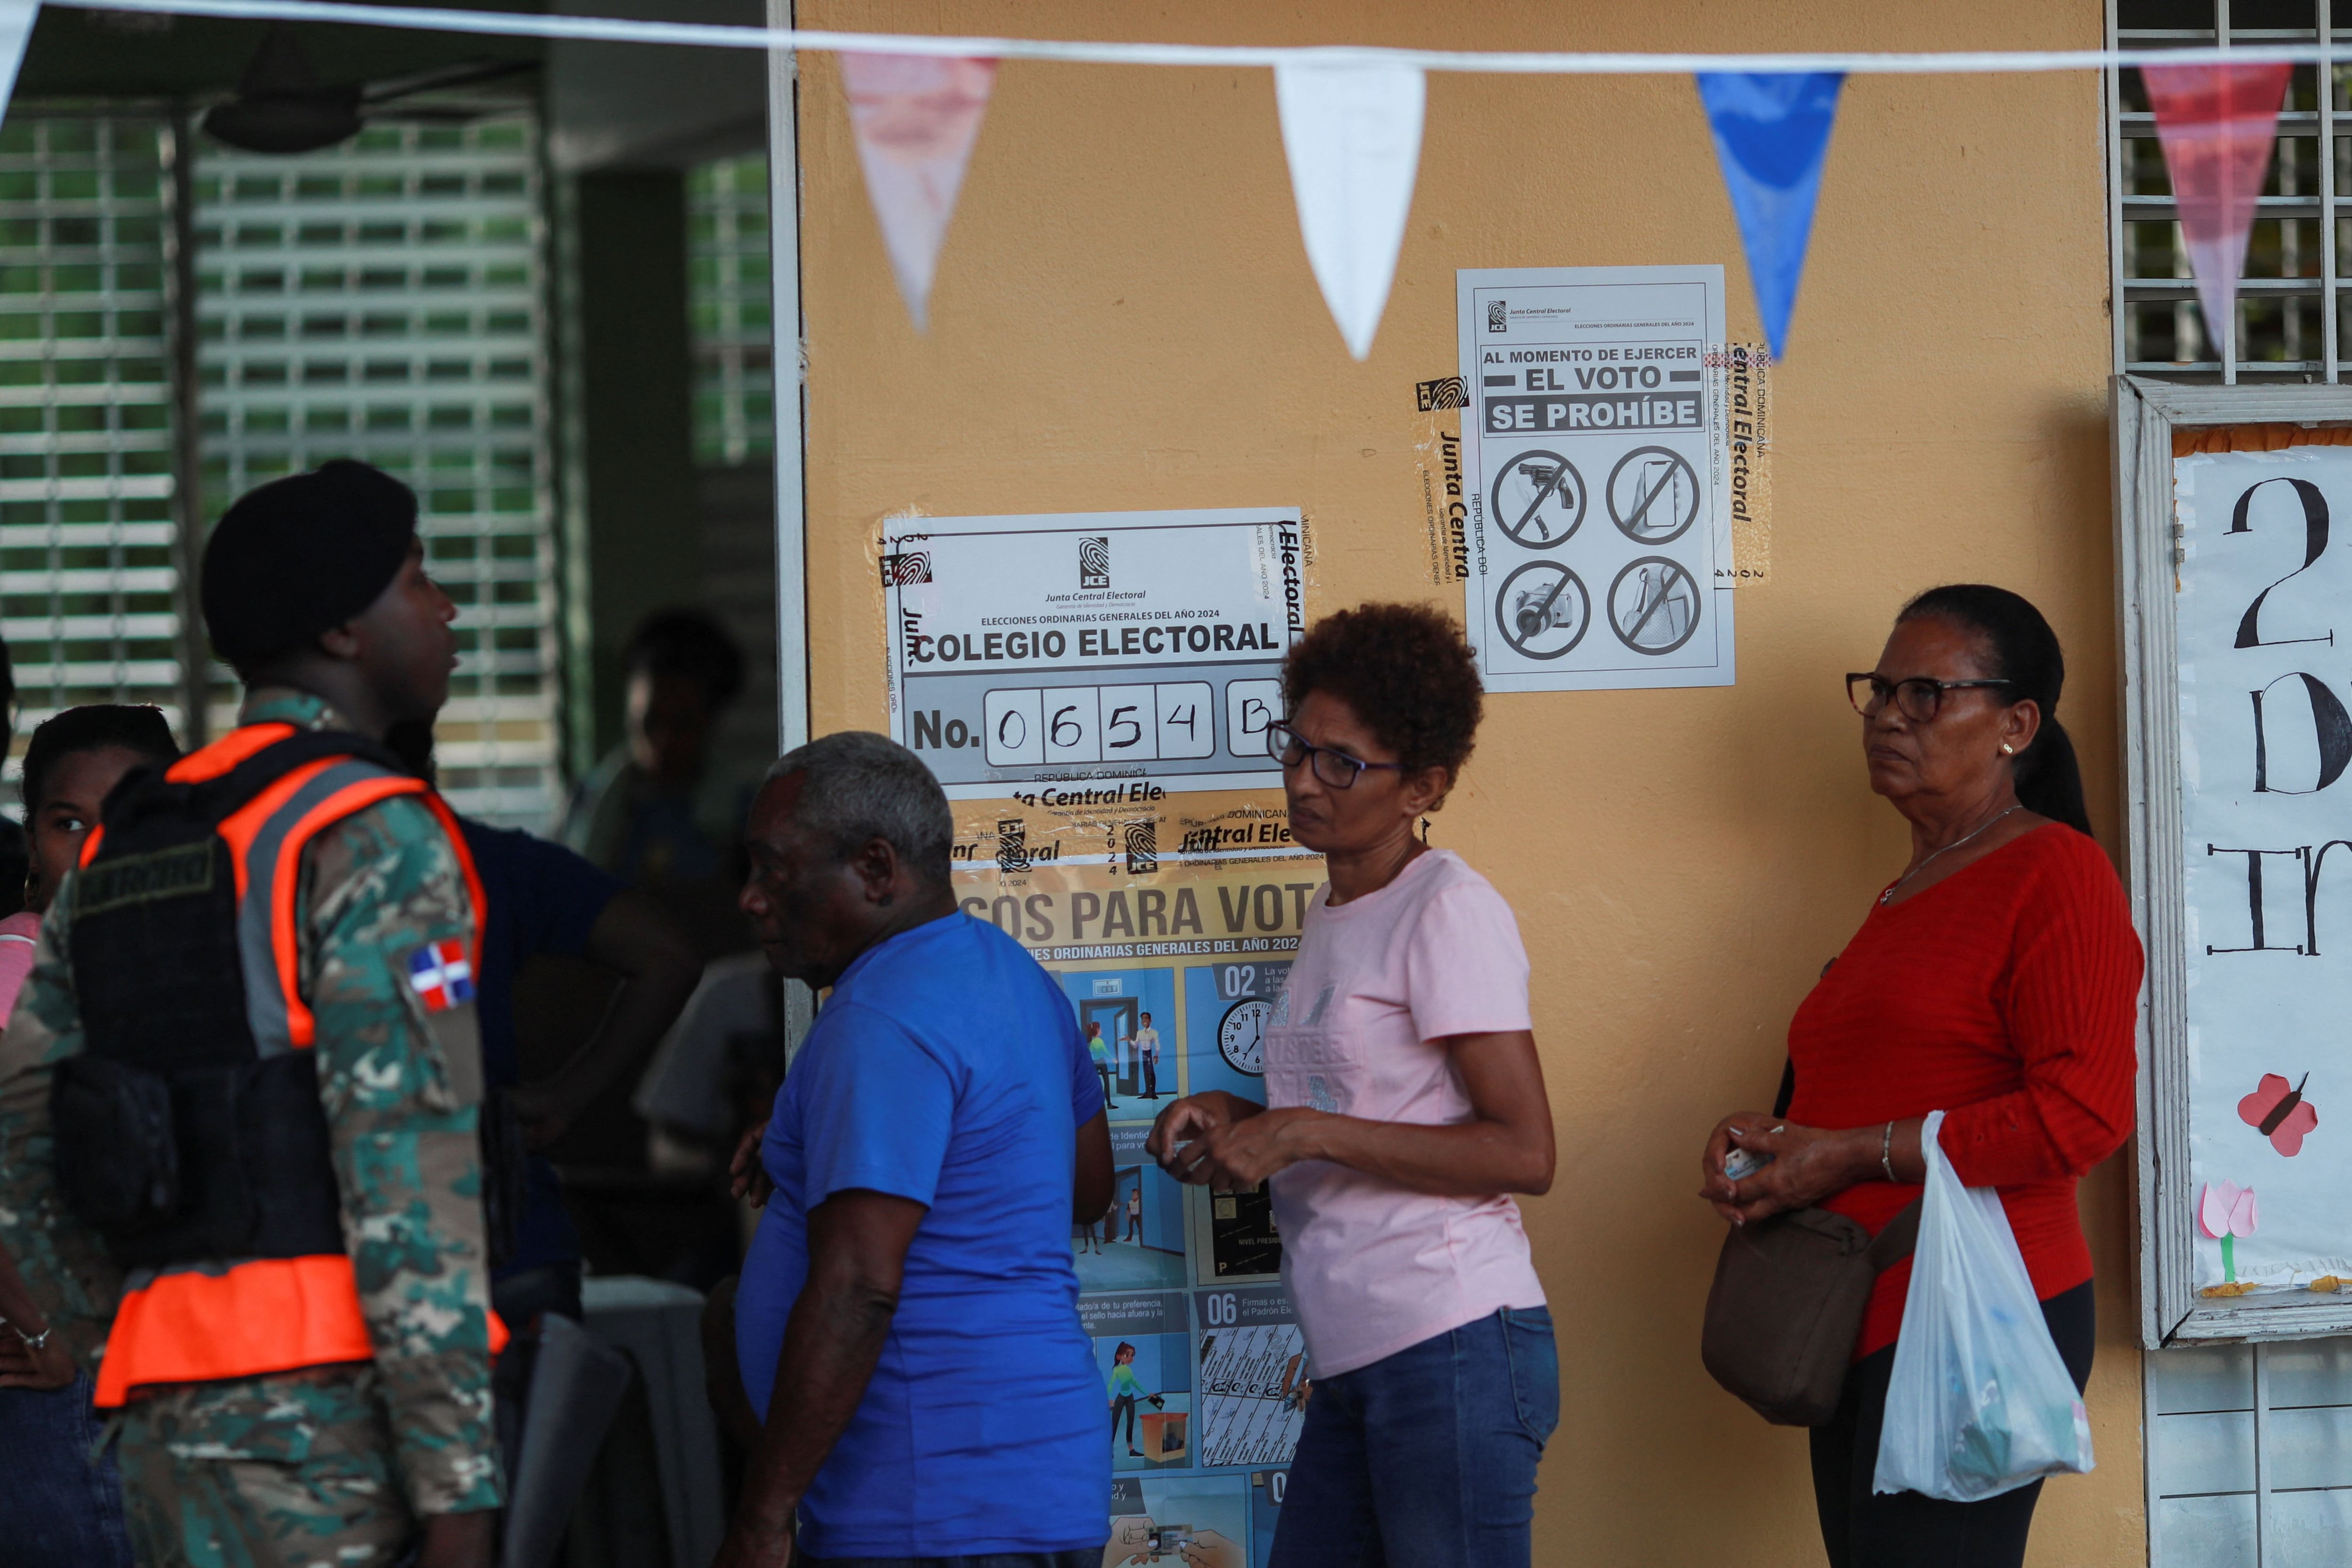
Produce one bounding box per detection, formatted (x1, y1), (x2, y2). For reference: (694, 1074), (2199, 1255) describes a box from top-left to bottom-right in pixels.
(51, 724), (421, 1270)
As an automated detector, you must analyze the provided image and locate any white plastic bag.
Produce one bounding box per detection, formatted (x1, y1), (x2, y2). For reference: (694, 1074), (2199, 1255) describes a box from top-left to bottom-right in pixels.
(1872, 1109), (2094, 1501)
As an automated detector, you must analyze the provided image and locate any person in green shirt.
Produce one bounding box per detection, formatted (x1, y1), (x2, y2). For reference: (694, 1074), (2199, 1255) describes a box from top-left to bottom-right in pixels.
(1087, 1019), (1116, 1108)
(1105, 1342), (1161, 1458)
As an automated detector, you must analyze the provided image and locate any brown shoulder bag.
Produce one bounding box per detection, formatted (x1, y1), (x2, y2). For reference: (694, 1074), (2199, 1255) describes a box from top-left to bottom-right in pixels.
(1700, 1199), (1921, 1427)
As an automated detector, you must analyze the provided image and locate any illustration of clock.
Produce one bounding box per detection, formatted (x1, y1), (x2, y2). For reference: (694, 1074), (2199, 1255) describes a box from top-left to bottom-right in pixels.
(1218, 998), (1271, 1076)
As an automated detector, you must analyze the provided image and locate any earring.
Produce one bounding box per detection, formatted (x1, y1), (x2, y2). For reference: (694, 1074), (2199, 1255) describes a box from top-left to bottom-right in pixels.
(2001, 743), (2015, 755)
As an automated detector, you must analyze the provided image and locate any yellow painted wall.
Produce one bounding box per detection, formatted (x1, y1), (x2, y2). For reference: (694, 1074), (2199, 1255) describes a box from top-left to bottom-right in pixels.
(793, 2), (2137, 1562)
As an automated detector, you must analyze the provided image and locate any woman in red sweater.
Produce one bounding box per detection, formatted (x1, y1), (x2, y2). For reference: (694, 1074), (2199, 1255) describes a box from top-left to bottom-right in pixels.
(1699, 585), (2141, 1568)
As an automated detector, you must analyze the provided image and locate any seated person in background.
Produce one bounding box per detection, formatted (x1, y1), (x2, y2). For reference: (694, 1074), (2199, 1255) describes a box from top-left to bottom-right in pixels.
(635, 951), (787, 1180)
(389, 721), (701, 1501)
(388, 720), (703, 1323)
(0, 704), (179, 1568)
(563, 610), (758, 959)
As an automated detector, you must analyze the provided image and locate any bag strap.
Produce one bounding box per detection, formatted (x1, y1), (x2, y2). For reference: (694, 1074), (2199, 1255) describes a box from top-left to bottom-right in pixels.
(1864, 1198), (1924, 1271)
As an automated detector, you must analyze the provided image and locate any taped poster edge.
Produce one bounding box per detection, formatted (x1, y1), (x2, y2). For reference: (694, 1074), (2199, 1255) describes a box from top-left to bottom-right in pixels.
(1417, 414), (1470, 590)
(1708, 341), (1772, 587)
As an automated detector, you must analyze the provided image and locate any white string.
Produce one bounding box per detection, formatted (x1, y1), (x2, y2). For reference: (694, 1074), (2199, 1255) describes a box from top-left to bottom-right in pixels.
(35, 0), (2352, 76)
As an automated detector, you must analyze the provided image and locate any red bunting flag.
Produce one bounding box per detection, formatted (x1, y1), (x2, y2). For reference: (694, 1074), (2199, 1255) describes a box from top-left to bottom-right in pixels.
(838, 52), (999, 331)
(2141, 61), (2292, 359)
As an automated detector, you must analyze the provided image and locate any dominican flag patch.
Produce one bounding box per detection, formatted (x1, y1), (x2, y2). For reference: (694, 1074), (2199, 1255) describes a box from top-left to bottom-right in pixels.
(407, 940), (476, 1012)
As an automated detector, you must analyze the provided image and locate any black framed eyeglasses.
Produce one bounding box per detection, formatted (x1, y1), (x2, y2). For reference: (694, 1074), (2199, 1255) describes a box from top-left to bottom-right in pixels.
(1846, 673), (2015, 724)
(1266, 721), (1406, 789)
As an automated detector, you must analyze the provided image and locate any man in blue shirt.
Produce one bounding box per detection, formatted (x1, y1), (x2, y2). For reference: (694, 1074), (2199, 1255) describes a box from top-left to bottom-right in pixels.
(716, 732), (1113, 1568)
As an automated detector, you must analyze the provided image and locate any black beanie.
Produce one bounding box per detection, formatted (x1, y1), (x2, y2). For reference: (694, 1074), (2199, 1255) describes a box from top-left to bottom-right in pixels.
(202, 459), (418, 668)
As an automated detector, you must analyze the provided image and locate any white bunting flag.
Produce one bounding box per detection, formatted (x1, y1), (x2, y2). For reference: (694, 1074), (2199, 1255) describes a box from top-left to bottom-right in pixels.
(0, 1), (36, 126)
(1275, 62), (1425, 361)
(837, 51), (997, 331)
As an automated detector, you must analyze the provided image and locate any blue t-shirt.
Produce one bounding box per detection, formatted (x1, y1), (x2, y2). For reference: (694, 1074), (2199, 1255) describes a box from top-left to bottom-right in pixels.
(458, 818), (625, 1278)
(736, 912), (1107, 1558)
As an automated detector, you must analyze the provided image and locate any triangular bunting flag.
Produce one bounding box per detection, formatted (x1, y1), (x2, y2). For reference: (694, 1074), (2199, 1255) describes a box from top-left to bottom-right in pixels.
(838, 52), (998, 331)
(0, 1), (34, 130)
(2142, 61), (2292, 356)
(1697, 72), (1844, 360)
(1274, 63), (1425, 361)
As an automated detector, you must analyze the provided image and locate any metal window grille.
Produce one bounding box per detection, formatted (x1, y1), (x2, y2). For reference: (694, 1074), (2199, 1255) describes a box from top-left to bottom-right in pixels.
(686, 151), (773, 467)
(2114, 19), (2352, 1564)
(193, 118), (562, 826)
(2112, 0), (2351, 382)
(0, 119), (185, 763)
(2145, 1338), (2352, 1568)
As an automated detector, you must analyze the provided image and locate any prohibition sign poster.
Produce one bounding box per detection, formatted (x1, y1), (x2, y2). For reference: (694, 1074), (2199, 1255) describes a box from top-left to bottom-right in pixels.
(1457, 265), (1736, 692)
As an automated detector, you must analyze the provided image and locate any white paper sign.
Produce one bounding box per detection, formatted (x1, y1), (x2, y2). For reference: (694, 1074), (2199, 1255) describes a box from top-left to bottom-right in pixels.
(883, 509), (1304, 800)
(2177, 447), (2352, 1292)
(1457, 265), (1735, 692)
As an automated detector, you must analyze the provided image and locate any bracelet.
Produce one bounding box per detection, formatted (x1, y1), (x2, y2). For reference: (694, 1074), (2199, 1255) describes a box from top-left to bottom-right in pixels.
(1880, 1120), (1897, 1184)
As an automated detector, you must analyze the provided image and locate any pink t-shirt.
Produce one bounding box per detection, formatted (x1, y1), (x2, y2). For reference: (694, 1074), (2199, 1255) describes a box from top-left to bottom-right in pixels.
(0, 909), (39, 1021)
(1263, 849), (1547, 1376)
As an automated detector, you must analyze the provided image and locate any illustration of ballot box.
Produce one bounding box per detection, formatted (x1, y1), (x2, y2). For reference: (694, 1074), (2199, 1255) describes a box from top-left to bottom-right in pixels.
(1138, 1409), (1189, 1464)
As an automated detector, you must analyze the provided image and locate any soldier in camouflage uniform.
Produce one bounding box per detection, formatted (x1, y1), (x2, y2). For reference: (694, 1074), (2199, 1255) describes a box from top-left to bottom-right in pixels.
(0, 461), (501, 1568)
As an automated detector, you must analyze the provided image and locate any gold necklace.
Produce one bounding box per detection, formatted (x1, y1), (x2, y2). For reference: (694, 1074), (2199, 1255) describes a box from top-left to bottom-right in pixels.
(1879, 805), (2022, 906)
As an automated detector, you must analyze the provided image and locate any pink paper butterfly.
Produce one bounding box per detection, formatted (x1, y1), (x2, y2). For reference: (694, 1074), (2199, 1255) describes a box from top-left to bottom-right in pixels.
(2199, 1179), (2258, 1239)
(2240, 1072), (2319, 1157)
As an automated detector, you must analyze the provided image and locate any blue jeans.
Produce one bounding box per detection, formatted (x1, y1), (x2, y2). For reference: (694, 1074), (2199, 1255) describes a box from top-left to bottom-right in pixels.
(1271, 1305), (1558, 1568)
(0, 1371), (136, 1568)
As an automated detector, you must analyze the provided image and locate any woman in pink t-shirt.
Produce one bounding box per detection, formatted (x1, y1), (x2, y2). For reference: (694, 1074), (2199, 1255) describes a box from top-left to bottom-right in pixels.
(1148, 603), (1557, 1568)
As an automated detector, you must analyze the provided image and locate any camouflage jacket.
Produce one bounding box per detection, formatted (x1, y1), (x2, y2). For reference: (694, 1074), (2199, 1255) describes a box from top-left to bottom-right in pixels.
(0, 687), (502, 1515)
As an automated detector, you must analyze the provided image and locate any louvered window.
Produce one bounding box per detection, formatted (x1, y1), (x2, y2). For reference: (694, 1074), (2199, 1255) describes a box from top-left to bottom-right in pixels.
(0, 119), (183, 745)
(0, 111), (563, 827)
(2114, 0), (2350, 381)
(687, 151), (773, 467)
(191, 116), (559, 824)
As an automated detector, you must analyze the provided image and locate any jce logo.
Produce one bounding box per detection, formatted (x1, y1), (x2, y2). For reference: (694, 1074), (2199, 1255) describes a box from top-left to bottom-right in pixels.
(1080, 536), (1111, 590)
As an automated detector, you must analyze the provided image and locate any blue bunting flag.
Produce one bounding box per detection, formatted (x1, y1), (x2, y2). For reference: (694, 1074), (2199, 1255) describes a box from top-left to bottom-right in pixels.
(1696, 72), (1844, 360)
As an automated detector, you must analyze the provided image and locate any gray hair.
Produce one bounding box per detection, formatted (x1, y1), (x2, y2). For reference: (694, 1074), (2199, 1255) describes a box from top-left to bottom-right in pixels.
(765, 730), (954, 882)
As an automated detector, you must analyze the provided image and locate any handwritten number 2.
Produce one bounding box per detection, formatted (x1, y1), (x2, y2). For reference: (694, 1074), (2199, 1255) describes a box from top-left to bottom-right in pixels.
(2230, 477), (2334, 649)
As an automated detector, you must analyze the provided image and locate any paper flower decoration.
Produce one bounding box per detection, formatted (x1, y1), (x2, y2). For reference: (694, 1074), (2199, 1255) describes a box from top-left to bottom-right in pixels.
(2199, 1180), (2259, 1283)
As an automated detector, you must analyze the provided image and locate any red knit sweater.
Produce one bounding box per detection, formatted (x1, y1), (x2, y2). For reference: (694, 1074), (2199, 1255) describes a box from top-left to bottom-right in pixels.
(1785, 824), (2143, 1360)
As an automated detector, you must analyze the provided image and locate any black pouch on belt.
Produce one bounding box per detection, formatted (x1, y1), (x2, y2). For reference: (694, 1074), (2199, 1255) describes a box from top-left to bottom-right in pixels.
(52, 1054), (181, 1234)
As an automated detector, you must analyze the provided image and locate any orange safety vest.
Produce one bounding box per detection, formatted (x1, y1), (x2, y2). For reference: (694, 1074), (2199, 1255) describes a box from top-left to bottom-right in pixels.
(54, 722), (502, 1408)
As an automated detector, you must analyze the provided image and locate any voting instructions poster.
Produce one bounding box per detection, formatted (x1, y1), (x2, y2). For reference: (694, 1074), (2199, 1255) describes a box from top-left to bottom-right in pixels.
(884, 509), (1304, 799)
(1457, 265), (1736, 692)
(950, 847), (1311, 1563)
(903, 521), (1320, 1553)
